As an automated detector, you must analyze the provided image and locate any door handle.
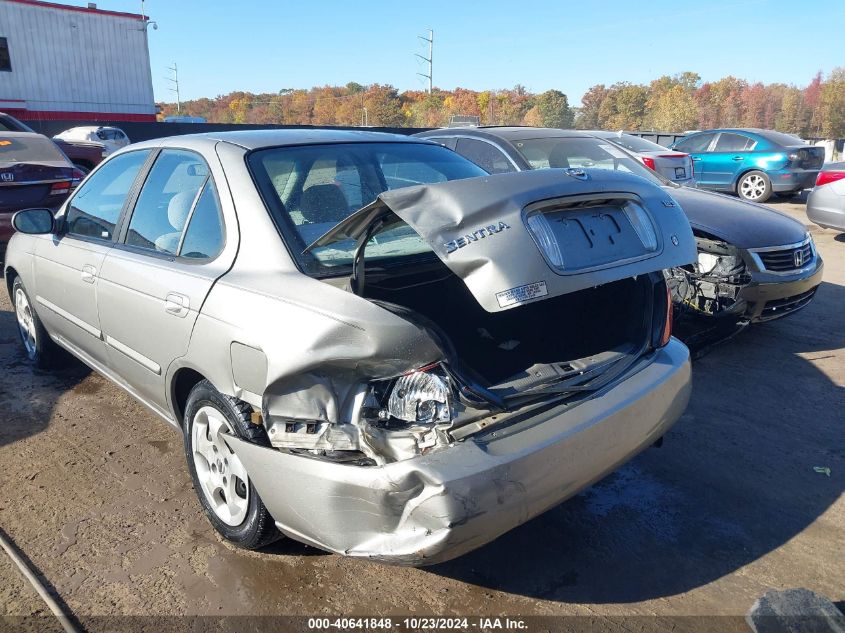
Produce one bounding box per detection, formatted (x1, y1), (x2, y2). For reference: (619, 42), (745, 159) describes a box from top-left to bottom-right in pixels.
(81, 264), (97, 284)
(732, 156), (745, 161)
(165, 292), (190, 318)
(691, 156), (702, 161)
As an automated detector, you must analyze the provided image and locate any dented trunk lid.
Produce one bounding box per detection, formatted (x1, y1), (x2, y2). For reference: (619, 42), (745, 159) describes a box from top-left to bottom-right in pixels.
(307, 169), (696, 313)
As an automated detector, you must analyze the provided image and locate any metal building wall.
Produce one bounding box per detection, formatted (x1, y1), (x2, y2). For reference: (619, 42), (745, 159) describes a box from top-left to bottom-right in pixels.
(0, 0), (155, 120)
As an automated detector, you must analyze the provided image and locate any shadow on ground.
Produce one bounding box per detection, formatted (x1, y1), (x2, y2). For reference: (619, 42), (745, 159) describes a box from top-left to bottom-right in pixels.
(0, 294), (90, 448)
(427, 279), (844, 603)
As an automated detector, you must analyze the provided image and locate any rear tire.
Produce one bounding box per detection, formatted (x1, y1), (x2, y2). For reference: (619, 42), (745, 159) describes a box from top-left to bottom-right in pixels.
(12, 276), (61, 369)
(182, 380), (281, 550)
(737, 170), (772, 203)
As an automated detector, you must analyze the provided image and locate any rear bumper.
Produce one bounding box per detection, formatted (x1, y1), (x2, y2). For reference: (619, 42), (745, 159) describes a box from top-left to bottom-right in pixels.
(807, 187), (845, 231)
(224, 339), (691, 566)
(769, 169), (819, 192)
(0, 213), (13, 247)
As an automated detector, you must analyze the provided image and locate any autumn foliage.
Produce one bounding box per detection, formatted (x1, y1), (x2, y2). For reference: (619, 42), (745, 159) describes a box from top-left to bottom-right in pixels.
(158, 69), (845, 137)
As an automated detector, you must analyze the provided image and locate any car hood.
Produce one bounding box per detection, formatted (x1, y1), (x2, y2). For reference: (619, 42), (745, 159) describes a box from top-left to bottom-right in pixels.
(668, 186), (808, 249)
(307, 169), (696, 313)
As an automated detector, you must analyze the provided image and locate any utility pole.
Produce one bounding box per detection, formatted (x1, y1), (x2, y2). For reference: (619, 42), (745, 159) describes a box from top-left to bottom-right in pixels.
(416, 29), (433, 93)
(166, 63), (181, 113)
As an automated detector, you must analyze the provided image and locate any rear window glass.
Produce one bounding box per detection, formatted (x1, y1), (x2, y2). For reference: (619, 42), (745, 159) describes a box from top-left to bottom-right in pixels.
(757, 130), (807, 147)
(0, 135), (66, 162)
(249, 142), (486, 276)
(606, 134), (668, 152)
(512, 137), (665, 186)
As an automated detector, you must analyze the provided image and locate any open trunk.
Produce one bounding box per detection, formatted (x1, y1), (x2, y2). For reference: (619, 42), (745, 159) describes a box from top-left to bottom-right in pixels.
(364, 263), (658, 387)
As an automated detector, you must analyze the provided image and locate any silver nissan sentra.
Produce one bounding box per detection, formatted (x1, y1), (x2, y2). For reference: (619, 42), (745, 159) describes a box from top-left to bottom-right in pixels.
(5, 130), (695, 565)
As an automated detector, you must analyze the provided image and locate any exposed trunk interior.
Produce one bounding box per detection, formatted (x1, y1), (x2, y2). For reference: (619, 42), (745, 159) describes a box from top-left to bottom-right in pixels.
(363, 262), (657, 386)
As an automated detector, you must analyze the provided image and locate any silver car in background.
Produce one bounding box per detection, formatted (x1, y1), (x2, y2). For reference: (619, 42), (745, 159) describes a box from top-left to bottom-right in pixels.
(807, 163), (845, 232)
(586, 130), (696, 186)
(5, 130), (694, 565)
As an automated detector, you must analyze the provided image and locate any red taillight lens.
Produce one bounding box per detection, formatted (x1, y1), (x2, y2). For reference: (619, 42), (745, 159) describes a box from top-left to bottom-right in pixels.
(658, 153), (688, 159)
(642, 156), (656, 170)
(816, 171), (845, 187)
(659, 283), (673, 347)
(50, 181), (71, 195)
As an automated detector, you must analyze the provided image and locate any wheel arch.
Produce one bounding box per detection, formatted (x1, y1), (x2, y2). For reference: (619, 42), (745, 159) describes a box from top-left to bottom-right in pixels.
(732, 167), (771, 192)
(4, 265), (19, 300)
(171, 366), (210, 426)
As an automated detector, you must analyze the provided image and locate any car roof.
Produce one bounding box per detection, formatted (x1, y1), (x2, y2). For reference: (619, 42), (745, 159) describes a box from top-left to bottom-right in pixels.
(130, 128), (426, 151)
(417, 126), (597, 141)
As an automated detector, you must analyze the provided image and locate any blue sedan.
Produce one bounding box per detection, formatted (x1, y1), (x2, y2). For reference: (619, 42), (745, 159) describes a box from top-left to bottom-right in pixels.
(671, 128), (824, 203)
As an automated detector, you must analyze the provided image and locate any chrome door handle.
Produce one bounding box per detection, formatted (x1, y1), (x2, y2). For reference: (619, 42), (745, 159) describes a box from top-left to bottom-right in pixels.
(81, 264), (97, 284)
(732, 156), (744, 161)
(165, 292), (190, 318)
(691, 156), (702, 160)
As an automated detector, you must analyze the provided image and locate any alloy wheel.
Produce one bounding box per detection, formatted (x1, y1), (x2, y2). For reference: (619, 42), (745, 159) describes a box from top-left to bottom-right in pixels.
(191, 405), (250, 526)
(14, 288), (37, 359)
(740, 174), (767, 200)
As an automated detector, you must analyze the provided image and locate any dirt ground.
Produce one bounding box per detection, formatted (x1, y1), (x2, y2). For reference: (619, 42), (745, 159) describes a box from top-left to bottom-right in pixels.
(0, 198), (842, 626)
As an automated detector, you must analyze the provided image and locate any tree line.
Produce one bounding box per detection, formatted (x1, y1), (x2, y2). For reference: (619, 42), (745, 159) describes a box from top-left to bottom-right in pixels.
(157, 68), (845, 137)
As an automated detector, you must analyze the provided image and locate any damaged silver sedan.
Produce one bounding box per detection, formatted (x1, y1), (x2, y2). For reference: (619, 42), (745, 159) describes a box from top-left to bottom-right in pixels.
(5, 130), (696, 565)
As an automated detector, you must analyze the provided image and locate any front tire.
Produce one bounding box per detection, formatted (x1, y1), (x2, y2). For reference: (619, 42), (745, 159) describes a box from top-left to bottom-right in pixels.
(183, 380), (280, 550)
(737, 170), (772, 203)
(12, 276), (61, 369)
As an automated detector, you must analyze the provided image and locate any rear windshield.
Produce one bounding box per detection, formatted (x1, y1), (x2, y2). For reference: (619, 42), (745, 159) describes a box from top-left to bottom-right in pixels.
(757, 130), (808, 147)
(249, 141), (487, 276)
(605, 134), (669, 152)
(0, 135), (66, 162)
(512, 136), (668, 186)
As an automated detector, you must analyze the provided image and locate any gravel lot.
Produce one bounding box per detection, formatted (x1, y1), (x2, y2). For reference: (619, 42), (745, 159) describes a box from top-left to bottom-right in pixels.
(0, 198), (842, 626)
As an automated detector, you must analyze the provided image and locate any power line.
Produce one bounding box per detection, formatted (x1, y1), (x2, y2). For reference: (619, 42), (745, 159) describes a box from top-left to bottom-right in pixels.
(415, 29), (433, 93)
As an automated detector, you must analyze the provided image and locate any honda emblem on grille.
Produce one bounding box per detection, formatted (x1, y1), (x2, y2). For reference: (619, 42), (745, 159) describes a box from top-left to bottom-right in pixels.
(794, 250), (804, 267)
(0, 173), (13, 182)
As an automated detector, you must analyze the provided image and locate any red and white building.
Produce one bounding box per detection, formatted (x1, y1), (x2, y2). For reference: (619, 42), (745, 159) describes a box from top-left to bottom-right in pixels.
(0, 0), (155, 122)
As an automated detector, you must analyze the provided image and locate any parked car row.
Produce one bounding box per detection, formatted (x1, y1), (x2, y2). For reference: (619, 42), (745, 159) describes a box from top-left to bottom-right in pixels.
(0, 123), (829, 567)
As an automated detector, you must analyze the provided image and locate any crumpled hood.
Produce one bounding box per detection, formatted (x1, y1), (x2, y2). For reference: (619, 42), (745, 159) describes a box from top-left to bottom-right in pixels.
(309, 169), (696, 312)
(668, 186), (808, 249)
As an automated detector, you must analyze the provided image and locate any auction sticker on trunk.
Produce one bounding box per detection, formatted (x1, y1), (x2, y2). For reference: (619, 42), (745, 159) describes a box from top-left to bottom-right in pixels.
(496, 281), (548, 308)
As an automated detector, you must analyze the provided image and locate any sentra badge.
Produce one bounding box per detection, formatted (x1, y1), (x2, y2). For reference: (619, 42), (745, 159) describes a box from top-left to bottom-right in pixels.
(445, 221), (510, 253)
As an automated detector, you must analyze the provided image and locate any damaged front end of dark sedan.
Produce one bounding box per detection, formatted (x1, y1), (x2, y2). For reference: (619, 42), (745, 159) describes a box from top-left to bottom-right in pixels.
(664, 188), (823, 350)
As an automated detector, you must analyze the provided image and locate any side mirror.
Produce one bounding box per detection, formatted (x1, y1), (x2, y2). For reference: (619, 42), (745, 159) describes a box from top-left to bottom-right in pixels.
(12, 208), (55, 235)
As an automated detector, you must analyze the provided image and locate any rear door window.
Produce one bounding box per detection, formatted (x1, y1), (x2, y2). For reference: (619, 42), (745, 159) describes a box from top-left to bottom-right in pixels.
(124, 149), (210, 255)
(455, 138), (515, 174)
(65, 150), (150, 241)
(713, 133), (755, 152)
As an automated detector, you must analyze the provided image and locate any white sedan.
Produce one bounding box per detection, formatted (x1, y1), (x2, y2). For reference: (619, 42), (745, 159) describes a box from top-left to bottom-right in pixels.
(53, 126), (130, 156)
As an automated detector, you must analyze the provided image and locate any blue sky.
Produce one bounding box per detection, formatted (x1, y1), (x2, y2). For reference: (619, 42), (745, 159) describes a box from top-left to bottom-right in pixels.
(97, 0), (842, 104)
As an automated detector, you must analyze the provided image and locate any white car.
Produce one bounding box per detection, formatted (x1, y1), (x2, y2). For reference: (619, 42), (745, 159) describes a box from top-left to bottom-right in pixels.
(53, 126), (130, 156)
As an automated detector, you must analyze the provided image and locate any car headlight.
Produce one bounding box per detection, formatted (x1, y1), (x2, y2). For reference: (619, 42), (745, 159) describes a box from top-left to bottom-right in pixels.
(697, 251), (742, 276)
(385, 366), (452, 425)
